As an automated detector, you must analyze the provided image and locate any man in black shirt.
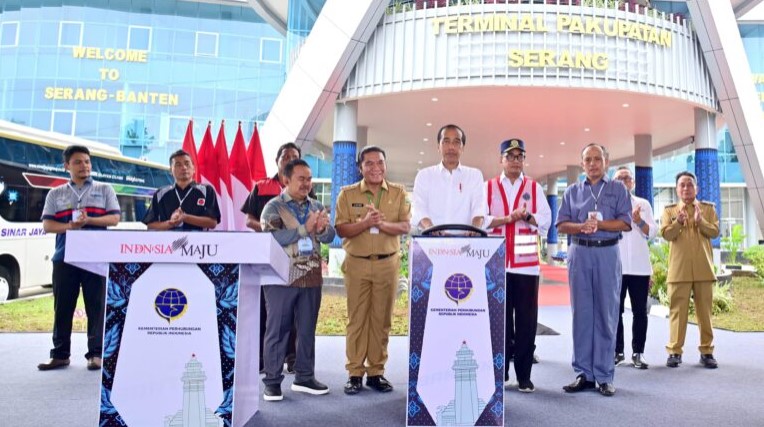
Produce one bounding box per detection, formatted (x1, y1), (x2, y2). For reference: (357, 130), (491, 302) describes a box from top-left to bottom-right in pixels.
(143, 149), (220, 230)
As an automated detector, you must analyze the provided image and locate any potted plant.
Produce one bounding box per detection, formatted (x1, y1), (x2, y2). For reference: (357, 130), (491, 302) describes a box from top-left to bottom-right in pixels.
(721, 224), (746, 269)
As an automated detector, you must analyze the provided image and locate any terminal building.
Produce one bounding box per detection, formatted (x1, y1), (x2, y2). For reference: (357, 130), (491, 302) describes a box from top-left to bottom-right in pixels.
(1, 0), (763, 250)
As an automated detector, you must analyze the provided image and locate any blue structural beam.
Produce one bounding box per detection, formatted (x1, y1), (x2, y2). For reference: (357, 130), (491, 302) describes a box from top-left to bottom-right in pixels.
(695, 148), (722, 248)
(329, 140), (361, 247)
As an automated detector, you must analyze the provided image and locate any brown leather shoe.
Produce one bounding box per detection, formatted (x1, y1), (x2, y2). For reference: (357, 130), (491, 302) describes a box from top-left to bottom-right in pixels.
(87, 357), (102, 371)
(38, 358), (70, 371)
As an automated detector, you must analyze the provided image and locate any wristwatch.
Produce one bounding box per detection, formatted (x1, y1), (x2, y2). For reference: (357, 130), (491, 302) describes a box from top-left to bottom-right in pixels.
(525, 213), (533, 222)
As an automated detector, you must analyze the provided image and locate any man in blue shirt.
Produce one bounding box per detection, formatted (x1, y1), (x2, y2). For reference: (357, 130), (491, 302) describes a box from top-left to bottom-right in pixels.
(556, 144), (631, 396)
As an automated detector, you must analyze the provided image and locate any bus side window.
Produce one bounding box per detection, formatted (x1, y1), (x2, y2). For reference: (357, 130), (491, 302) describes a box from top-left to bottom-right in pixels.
(117, 195), (135, 222)
(135, 197), (150, 222)
(28, 188), (48, 222)
(0, 185), (29, 222)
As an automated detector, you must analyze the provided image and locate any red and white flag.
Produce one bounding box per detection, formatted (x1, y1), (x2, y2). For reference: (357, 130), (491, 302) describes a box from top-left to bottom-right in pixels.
(229, 122), (253, 231)
(196, 122), (222, 229)
(214, 121), (235, 231)
(181, 119), (200, 182)
(247, 123), (267, 182)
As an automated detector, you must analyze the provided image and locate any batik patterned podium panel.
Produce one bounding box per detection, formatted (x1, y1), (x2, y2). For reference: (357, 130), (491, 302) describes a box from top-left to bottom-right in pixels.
(407, 237), (506, 426)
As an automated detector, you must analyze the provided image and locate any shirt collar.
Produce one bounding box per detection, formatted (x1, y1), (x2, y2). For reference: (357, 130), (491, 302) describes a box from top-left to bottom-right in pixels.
(360, 179), (389, 193)
(69, 177), (94, 187)
(174, 181), (196, 193)
(501, 172), (524, 185)
(437, 162), (462, 173)
(282, 190), (308, 205)
(584, 174), (610, 186)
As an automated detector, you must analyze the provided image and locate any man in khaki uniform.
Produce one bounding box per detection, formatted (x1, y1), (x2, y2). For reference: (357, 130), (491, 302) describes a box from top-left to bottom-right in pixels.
(660, 171), (720, 369)
(335, 146), (411, 395)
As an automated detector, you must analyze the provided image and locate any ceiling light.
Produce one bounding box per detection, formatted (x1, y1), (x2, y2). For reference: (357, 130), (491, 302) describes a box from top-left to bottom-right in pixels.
(419, 151), (424, 155)
(426, 122), (432, 127)
(622, 103), (630, 108)
(560, 141), (566, 145)
(584, 128), (590, 132)
(431, 97), (438, 102)
(417, 160), (423, 164)
(539, 154), (544, 158)
(423, 138), (429, 142)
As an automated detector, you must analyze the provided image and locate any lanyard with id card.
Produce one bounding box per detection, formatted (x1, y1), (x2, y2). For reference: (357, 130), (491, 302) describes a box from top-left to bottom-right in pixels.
(288, 201), (314, 257)
(68, 183), (90, 222)
(588, 182), (605, 221)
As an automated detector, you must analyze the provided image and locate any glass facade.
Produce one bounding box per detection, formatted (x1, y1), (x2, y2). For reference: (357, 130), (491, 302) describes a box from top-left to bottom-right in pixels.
(0, 0), (287, 164)
(285, 0), (326, 71)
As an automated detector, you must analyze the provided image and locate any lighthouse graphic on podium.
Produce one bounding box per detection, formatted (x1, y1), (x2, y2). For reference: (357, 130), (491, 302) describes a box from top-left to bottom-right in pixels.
(164, 355), (222, 427)
(436, 341), (487, 426)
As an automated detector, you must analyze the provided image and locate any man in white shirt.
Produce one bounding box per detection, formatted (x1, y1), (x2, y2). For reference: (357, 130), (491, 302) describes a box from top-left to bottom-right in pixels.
(412, 124), (486, 234)
(613, 167), (657, 369)
(485, 139), (551, 393)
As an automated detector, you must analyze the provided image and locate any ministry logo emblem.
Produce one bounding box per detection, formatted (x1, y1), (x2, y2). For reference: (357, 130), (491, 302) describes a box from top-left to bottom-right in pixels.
(154, 288), (188, 324)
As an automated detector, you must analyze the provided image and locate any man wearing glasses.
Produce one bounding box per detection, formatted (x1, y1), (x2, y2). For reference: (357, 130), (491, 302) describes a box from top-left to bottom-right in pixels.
(612, 167), (657, 369)
(485, 139), (551, 393)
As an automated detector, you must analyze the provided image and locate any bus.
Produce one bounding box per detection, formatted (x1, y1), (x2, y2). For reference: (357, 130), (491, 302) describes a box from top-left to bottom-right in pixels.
(0, 120), (173, 301)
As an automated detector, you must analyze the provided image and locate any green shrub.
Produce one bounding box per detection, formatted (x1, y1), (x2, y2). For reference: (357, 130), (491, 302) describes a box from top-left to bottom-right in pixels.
(688, 281), (734, 315)
(399, 236), (410, 278)
(744, 245), (764, 279)
(721, 224), (746, 265)
(649, 242), (669, 304)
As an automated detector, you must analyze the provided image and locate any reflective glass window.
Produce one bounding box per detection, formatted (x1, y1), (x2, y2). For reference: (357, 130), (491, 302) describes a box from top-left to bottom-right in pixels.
(1, 21), (19, 47)
(51, 110), (75, 135)
(58, 21), (82, 47)
(128, 25), (151, 51)
(195, 31), (218, 57)
(260, 37), (282, 63)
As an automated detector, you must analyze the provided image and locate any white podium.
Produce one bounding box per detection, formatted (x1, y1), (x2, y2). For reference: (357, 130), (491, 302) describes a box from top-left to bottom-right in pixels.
(65, 230), (289, 427)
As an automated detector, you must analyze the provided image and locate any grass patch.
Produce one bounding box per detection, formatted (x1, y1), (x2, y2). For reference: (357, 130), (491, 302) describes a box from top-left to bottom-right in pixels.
(0, 292), (410, 335)
(0, 295), (85, 332)
(316, 292), (409, 336)
(690, 277), (764, 332)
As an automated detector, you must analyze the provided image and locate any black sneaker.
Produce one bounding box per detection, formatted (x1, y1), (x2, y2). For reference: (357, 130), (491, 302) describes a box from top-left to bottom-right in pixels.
(518, 380), (535, 393)
(614, 353), (626, 365)
(632, 353), (649, 369)
(263, 384), (283, 401)
(291, 378), (329, 395)
(700, 354), (718, 369)
(666, 354), (682, 368)
(366, 375), (394, 392)
(344, 376), (363, 395)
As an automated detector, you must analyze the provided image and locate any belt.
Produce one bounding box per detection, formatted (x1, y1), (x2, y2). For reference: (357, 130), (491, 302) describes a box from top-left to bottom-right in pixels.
(572, 237), (619, 247)
(351, 252), (397, 261)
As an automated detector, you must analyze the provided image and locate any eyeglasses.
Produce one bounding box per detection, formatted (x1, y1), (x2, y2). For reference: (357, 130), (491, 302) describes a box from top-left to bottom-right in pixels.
(615, 176), (633, 182)
(504, 154), (525, 162)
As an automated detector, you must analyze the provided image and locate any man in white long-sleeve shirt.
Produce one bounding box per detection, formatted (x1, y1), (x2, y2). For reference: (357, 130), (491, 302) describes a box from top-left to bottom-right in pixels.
(412, 124), (486, 235)
(485, 138), (551, 393)
(613, 167), (657, 369)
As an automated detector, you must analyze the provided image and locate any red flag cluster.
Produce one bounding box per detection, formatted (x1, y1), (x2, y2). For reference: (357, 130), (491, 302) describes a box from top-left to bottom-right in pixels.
(181, 119), (265, 231)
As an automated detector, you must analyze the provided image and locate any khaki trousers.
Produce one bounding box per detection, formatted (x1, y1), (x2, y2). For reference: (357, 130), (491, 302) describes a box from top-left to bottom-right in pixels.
(343, 253), (399, 377)
(666, 281), (715, 355)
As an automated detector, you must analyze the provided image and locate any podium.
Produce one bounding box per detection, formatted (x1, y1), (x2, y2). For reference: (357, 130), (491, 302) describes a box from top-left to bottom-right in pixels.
(406, 235), (506, 426)
(65, 230), (289, 427)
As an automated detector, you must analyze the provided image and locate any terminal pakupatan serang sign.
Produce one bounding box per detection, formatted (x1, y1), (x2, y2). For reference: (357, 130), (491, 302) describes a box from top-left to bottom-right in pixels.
(341, 4), (715, 109)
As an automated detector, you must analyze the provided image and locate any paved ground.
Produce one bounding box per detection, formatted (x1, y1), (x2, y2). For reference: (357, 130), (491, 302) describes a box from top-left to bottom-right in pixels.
(3, 302), (763, 426)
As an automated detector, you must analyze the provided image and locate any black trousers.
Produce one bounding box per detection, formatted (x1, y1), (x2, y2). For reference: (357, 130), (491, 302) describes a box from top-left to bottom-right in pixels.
(259, 287), (297, 370)
(616, 274), (650, 354)
(50, 261), (105, 360)
(505, 272), (539, 382)
(262, 286), (322, 386)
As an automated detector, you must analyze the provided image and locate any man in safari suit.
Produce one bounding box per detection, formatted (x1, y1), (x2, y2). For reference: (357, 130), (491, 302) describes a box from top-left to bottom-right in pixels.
(660, 171), (720, 369)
